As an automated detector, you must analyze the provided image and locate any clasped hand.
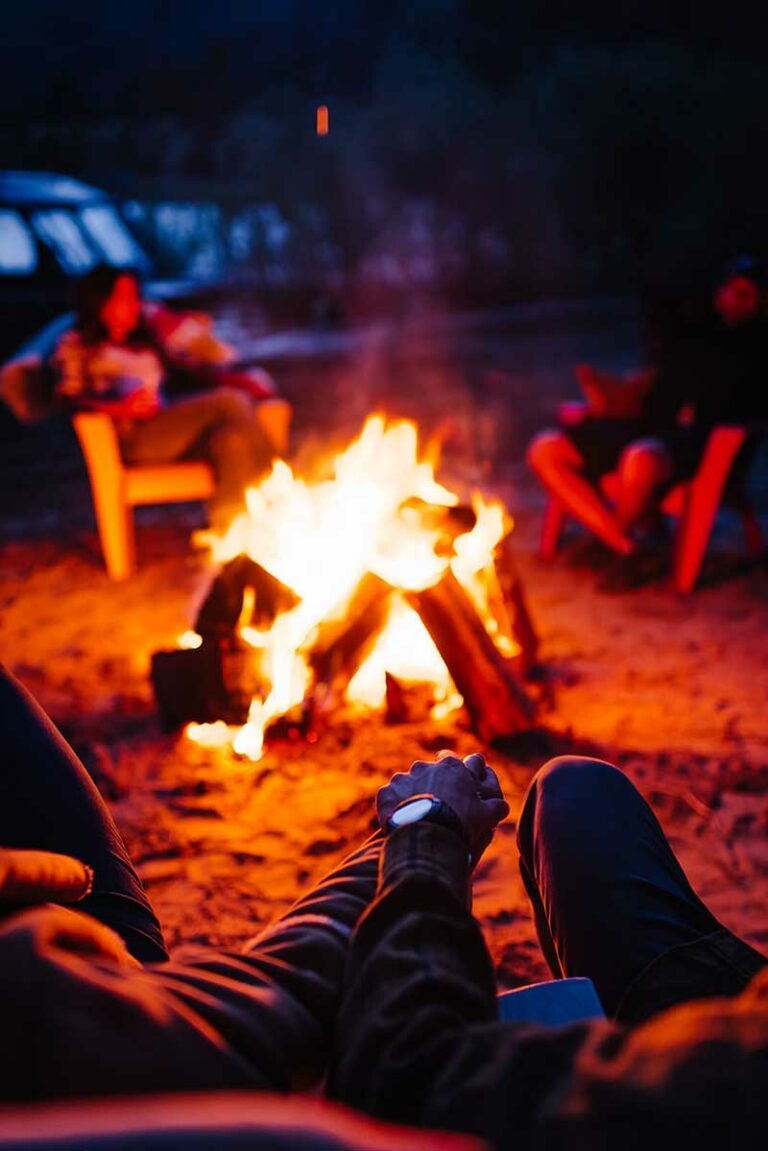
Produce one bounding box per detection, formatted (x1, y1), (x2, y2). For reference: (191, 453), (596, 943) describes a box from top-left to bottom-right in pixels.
(377, 753), (509, 865)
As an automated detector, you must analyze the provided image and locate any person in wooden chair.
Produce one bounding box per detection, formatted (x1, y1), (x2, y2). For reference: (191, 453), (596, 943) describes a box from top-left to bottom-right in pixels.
(52, 264), (282, 533)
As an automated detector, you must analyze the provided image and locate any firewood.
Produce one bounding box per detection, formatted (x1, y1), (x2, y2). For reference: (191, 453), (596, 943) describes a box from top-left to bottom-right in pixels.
(308, 573), (393, 693)
(407, 569), (535, 741)
(194, 555), (300, 637)
(398, 499), (477, 555)
(385, 672), (436, 723)
(264, 697), (319, 746)
(492, 532), (539, 676)
(151, 638), (258, 729)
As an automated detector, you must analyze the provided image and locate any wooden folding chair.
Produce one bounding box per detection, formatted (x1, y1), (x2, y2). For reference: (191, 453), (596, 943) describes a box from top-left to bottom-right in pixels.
(74, 398), (291, 580)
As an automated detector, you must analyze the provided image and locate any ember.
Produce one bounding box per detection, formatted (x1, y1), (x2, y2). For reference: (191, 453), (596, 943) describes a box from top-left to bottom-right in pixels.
(153, 415), (537, 756)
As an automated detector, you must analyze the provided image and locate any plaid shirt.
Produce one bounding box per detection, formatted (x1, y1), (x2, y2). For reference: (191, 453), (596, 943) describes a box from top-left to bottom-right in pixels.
(330, 821), (768, 1149)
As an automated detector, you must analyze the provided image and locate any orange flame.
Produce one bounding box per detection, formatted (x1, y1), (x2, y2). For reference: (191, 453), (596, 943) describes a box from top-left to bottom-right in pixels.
(187, 415), (513, 759)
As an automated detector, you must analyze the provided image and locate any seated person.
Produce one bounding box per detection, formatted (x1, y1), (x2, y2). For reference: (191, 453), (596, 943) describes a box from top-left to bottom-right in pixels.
(526, 257), (768, 585)
(52, 264), (282, 533)
(329, 752), (768, 1148)
(8, 655), (768, 1147)
(0, 663), (382, 1101)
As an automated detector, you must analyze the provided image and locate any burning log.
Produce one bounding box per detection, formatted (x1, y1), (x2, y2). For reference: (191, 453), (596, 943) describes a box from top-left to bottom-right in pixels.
(264, 697), (319, 746)
(398, 499), (477, 555)
(407, 569), (535, 742)
(309, 573), (393, 695)
(492, 532), (539, 677)
(195, 555), (300, 637)
(385, 672), (436, 724)
(151, 637), (259, 729)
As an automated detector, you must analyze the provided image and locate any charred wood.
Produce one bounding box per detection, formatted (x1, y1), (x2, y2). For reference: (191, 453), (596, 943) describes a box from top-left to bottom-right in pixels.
(194, 555), (300, 637)
(407, 569), (535, 741)
(492, 532), (539, 676)
(309, 573), (393, 693)
(151, 638), (259, 729)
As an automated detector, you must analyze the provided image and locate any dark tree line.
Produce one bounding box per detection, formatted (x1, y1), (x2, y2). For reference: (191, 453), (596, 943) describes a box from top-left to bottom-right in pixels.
(2, 3), (766, 303)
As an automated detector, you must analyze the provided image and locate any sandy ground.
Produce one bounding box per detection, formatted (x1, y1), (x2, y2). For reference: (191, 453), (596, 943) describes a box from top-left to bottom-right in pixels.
(1, 299), (767, 991)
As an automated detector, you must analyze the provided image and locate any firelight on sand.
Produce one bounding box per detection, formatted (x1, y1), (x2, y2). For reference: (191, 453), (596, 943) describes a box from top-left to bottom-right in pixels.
(186, 415), (515, 760)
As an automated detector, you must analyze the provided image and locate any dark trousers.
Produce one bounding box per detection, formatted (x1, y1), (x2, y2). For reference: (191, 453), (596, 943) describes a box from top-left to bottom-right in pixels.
(0, 667), (167, 963)
(517, 756), (767, 1023)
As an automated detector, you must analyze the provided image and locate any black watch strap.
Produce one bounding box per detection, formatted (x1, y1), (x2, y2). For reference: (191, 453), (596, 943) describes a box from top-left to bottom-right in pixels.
(388, 795), (471, 849)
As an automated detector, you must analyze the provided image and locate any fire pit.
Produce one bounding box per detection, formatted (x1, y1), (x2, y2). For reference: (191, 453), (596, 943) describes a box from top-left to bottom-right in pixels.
(152, 415), (538, 758)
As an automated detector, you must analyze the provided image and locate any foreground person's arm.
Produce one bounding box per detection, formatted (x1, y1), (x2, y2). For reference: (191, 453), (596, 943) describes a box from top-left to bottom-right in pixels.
(0, 834), (381, 1100)
(327, 760), (768, 1148)
(327, 817), (591, 1143)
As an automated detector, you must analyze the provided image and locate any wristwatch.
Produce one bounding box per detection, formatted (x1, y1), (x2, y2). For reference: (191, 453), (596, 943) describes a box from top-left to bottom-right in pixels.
(386, 794), (470, 849)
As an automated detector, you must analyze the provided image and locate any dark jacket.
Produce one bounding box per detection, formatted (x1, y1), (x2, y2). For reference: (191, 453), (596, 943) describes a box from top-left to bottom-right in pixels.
(329, 822), (768, 1149)
(0, 835), (382, 1101)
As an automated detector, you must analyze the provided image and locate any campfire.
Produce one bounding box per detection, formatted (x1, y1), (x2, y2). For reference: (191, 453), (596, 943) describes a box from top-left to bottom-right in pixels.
(152, 415), (538, 759)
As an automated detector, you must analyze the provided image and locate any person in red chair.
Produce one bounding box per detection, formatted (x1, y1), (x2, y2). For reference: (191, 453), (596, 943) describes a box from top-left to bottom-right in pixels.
(526, 257), (768, 588)
(52, 264), (282, 533)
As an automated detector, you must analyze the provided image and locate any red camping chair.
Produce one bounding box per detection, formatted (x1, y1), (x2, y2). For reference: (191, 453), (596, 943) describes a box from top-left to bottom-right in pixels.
(539, 402), (764, 593)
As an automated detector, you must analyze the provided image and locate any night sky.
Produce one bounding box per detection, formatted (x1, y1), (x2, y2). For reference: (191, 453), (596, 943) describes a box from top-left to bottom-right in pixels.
(4, 1), (765, 116)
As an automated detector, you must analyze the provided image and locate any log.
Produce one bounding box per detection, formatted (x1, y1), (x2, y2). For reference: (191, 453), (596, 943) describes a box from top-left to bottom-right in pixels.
(398, 499), (477, 556)
(308, 573), (394, 694)
(385, 672), (436, 724)
(264, 696), (319, 746)
(493, 532), (539, 676)
(150, 637), (259, 729)
(195, 555), (301, 637)
(407, 569), (535, 742)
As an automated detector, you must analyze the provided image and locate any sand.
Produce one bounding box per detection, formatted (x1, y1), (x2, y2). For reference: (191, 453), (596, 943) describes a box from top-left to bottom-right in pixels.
(1, 300), (767, 990)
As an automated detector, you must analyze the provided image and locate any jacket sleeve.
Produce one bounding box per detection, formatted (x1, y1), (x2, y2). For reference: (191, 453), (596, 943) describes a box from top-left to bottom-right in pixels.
(0, 833), (382, 1101)
(326, 822), (593, 1143)
(327, 822), (768, 1148)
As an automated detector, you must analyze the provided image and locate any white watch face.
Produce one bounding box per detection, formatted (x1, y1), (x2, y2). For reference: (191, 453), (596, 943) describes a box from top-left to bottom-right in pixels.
(389, 797), (436, 829)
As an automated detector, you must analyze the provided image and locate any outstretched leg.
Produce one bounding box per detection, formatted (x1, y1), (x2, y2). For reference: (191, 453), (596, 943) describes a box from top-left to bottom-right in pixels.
(527, 430), (634, 555)
(0, 666), (167, 962)
(120, 388), (275, 530)
(614, 437), (674, 535)
(517, 756), (766, 1022)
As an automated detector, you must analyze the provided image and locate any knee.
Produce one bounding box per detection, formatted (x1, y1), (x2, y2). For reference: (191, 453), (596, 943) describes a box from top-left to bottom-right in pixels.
(210, 388), (255, 426)
(526, 429), (568, 475)
(206, 423), (252, 460)
(517, 756), (624, 854)
(534, 755), (623, 800)
(618, 440), (672, 486)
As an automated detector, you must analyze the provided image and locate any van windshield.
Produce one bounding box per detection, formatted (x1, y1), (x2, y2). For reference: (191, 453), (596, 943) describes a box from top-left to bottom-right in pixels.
(0, 210), (38, 274)
(29, 205), (150, 275)
(31, 209), (97, 273)
(79, 205), (150, 269)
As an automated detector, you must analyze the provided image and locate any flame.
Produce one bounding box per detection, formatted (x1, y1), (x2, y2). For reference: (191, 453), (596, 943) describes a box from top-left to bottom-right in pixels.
(178, 629), (203, 649)
(346, 597), (454, 709)
(190, 415), (513, 759)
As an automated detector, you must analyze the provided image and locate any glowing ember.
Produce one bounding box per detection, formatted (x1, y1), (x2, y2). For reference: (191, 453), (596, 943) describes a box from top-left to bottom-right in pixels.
(187, 415), (515, 758)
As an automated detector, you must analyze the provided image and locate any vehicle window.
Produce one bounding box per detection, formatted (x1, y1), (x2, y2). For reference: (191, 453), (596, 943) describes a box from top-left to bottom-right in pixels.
(30, 209), (97, 273)
(80, 205), (150, 269)
(0, 209), (38, 274)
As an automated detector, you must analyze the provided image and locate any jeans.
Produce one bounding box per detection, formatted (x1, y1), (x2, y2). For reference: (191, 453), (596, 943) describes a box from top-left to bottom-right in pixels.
(0, 666), (168, 963)
(517, 756), (767, 1023)
(119, 389), (275, 531)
